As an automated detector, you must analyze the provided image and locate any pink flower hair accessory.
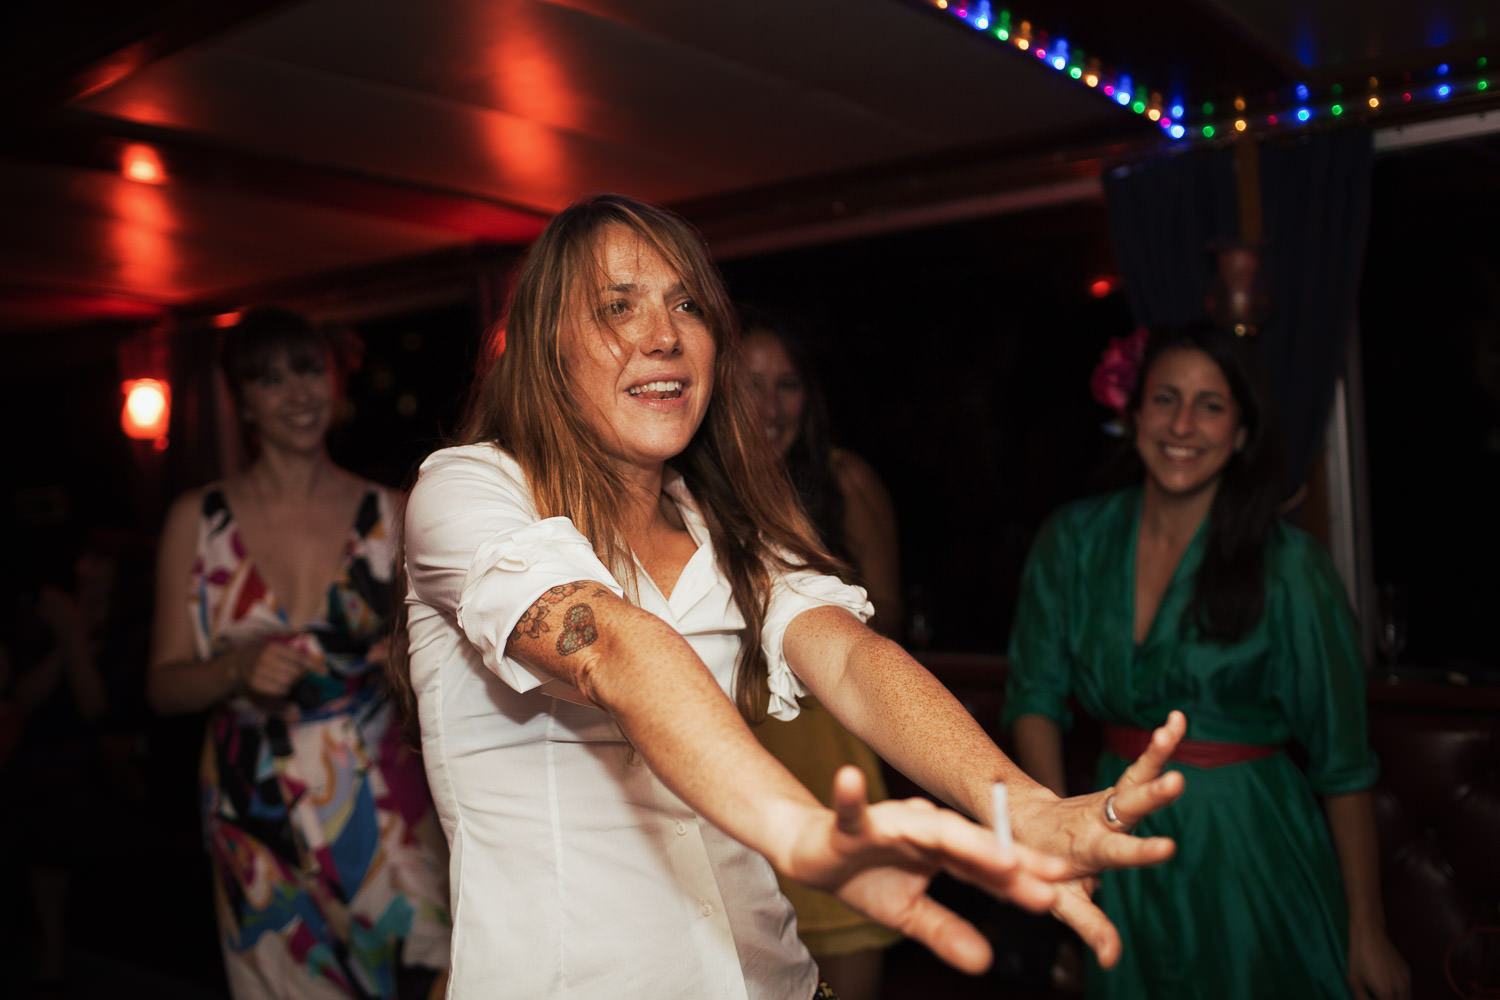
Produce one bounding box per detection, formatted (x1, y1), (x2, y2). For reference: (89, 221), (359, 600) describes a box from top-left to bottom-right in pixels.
(1090, 325), (1149, 436)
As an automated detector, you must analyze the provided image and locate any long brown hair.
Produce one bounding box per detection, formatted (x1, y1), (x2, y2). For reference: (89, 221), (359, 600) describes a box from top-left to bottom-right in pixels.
(390, 194), (844, 726)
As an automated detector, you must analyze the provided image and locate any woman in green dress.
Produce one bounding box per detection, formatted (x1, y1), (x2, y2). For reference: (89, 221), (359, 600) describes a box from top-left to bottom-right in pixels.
(1005, 323), (1410, 1000)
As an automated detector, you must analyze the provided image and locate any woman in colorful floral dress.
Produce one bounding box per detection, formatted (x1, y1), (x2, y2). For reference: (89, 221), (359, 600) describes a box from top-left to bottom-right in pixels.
(149, 306), (450, 999)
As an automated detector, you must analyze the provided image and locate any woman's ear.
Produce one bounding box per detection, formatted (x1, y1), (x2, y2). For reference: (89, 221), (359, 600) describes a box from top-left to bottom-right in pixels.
(1235, 426), (1248, 452)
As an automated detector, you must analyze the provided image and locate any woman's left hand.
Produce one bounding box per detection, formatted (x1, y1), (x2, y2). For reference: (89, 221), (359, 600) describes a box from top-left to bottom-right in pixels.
(1007, 710), (1189, 968)
(782, 765), (1071, 974)
(1348, 923), (1411, 1000)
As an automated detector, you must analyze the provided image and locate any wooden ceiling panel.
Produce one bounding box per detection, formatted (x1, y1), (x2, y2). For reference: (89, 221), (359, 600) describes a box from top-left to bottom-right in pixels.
(76, 0), (1146, 212)
(0, 158), (466, 304)
(0, 0), (1493, 343)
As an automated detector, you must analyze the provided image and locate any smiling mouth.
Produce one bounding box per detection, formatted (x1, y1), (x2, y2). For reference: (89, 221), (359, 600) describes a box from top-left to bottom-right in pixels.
(627, 380), (683, 400)
(1161, 444), (1199, 460)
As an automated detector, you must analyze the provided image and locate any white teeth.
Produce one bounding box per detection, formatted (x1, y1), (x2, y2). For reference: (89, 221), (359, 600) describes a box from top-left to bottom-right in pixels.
(1163, 445), (1197, 459)
(628, 380), (683, 395)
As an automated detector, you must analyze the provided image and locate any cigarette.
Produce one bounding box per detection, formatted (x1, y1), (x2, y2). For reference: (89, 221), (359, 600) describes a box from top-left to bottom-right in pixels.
(991, 782), (1012, 851)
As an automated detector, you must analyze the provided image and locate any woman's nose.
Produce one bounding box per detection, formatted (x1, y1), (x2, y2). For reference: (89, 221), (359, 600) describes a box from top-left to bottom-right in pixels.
(753, 386), (775, 421)
(1169, 404), (1193, 436)
(637, 305), (681, 356)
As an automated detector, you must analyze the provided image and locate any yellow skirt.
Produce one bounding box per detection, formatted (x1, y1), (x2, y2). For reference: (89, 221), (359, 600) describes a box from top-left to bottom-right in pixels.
(756, 697), (905, 957)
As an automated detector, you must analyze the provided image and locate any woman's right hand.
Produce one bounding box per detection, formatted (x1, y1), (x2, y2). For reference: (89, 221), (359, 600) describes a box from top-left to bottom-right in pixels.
(1009, 710), (1188, 968)
(231, 640), (326, 699)
(781, 766), (1071, 974)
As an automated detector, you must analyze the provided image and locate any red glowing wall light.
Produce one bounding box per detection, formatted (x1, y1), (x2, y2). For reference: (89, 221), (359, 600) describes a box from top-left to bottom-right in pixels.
(121, 143), (165, 184)
(1089, 276), (1120, 298)
(122, 377), (170, 443)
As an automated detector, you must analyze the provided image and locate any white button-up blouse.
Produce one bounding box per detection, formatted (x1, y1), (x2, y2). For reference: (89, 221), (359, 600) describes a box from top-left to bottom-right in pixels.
(404, 444), (872, 999)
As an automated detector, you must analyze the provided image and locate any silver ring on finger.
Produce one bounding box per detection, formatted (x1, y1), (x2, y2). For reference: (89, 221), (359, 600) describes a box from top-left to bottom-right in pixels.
(1103, 793), (1126, 829)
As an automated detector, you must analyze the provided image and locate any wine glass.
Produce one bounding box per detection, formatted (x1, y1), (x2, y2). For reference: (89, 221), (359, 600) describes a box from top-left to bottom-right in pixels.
(1375, 583), (1408, 679)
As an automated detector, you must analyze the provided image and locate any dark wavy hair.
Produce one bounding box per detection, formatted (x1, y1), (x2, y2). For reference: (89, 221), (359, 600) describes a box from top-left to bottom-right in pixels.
(219, 305), (357, 411)
(1123, 322), (1285, 643)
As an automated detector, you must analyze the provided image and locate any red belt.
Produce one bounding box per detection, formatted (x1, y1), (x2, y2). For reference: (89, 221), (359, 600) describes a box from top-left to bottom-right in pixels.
(1103, 723), (1281, 768)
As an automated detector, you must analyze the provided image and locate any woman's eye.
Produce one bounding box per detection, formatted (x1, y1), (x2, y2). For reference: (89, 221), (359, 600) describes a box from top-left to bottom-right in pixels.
(674, 297), (701, 315)
(776, 377), (802, 393)
(600, 300), (630, 319)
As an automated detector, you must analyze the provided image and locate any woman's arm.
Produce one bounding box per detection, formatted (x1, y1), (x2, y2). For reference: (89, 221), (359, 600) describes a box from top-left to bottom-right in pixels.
(502, 580), (1072, 973)
(147, 491), (322, 715)
(1012, 714), (1068, 798)
(1323, 790), (1410, 1000)
(833, 450), (903, 637)
(784, 605), (1186, 967)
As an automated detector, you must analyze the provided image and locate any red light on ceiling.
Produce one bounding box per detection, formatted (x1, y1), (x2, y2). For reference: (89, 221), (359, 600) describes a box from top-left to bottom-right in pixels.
(1089, 276), (1119, 298)
(122, 144), (165, 184)
(122, 378), (170, 441)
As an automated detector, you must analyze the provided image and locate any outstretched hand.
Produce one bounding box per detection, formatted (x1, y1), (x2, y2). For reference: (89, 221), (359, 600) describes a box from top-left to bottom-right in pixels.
(780, 766), (1071, 974)
(1008, 709), (1189, 967)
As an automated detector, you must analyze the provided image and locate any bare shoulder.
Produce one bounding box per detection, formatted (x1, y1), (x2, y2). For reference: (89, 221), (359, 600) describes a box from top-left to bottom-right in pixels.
(155, 483), (216, 570)
(831, 448), (893, 504)
(162, 483), (213, 536)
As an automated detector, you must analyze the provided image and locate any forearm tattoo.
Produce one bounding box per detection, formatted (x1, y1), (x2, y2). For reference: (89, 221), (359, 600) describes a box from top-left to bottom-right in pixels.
(511, 583), (610, 656)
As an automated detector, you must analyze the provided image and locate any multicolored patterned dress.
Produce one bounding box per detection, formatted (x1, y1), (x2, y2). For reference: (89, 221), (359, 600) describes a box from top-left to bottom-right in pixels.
(189, 485), (450, 999)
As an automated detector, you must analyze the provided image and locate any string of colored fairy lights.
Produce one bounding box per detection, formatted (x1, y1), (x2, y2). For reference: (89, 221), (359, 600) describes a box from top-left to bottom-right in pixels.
(929, 0), (1494, 143)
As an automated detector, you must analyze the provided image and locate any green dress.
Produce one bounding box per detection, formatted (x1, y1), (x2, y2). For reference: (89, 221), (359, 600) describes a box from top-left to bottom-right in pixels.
(1004, 487), (1377, 1000)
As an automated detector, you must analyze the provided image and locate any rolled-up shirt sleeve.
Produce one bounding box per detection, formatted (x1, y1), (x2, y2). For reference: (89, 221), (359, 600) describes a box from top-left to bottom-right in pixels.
(405, 445), (624, 693)
(761, 565), (872, 721)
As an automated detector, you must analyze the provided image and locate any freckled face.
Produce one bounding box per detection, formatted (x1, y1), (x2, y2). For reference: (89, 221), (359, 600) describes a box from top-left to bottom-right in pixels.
(240, 351), (336, 454)
(741, 329), (806, 460)
(1134, 347), (1247, 501)
(558, 224), (716, 480)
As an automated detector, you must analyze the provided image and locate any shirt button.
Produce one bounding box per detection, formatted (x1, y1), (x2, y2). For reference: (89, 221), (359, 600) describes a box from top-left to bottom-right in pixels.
(700, 901), (714, 917)
(675, 822), (688, 836)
